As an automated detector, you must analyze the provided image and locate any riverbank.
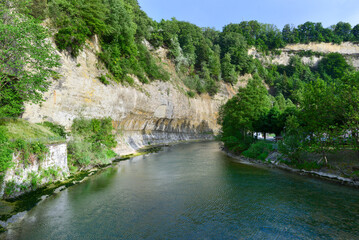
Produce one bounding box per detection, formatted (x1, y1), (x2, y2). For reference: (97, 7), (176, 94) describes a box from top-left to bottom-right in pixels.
(0, 144), (167, 232)
(4, 141), (359, 240)
(0, 139), (212, 233)
(223, 148), (359, 188)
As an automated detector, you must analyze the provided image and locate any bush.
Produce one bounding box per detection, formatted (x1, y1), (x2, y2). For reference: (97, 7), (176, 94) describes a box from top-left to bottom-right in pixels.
(187, 91), (195, 98)
(98, 75), (110, 85)
(0, 127), (13, 173)
(68, 117), (117, 167)
(278, 135), (303, 161)
(242, 141), (274, 161)
(12, 139), (49, 165)
(281, 159), (323, 171)
(221, 135), (254, 153)
(40, 121), (67, 138)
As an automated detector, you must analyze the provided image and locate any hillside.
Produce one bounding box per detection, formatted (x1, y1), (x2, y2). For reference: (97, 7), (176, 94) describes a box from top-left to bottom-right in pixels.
(1, 0), (359, 194)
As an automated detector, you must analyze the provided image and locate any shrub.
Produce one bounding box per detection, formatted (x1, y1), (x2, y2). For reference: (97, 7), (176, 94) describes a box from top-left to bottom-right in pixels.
(242, 141), (274, 161)
(283, 160), (323, 171)
(98, 75), (110, 85)
(68, 117), (118, 167)
(187, 91), (195, 98)
(0, 127), (13, 173)
(29, 171), (40, 189)
(40, 121), (67, 138)
(4, 180), (17, 197)
(12, 139), (49, 165)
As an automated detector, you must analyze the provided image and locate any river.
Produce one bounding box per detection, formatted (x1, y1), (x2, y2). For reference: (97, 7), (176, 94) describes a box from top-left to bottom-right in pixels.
(3, 141), (359, 239)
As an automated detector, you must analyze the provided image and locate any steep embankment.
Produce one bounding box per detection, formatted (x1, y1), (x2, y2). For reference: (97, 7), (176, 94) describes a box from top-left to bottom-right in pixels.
(22, 38), (238, 155)
(22, 40), (359, 156)
(249, 42), (359, 68)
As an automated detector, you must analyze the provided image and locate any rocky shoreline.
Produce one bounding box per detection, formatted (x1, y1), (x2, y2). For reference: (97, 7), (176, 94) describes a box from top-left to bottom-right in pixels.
(223, 149), (359, 188)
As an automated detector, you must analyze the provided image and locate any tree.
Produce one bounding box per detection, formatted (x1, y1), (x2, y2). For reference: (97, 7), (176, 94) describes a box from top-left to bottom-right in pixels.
(219, 75), (270, 151)
(334, 22), (352, 41)
(351, 24), (359, 41)
(221, 53), (237, 84)
(317, 53), (352, 80)
(300, 78), (341, 163)
(282, 24), (295, 43)
(338, 72), (359, 151)
(29, 0), (48, 19)
(49, 0), (108, 57)
(0, 3), (60, 117)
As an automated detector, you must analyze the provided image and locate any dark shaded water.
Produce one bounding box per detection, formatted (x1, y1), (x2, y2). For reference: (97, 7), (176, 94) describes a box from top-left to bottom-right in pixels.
(3, 142), (359, 239)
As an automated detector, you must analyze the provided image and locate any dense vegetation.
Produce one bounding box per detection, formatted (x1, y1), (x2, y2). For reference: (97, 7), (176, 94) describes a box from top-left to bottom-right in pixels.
(0, 119), (66, 178)
(67, 118), (117, 171)
(0, 1), (60, 117)
(219, 51), (359, 166)
(3, 0), (359, 118)
(3, 0), (359, 173)
(10, 0), (359, 98)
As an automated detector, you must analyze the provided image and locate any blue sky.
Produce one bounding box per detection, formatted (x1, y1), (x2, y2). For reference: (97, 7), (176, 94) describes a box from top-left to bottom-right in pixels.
(137, 0), (359, 30)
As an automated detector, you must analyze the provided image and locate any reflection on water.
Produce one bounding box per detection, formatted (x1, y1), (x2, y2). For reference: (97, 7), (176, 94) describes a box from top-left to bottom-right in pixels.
(3, 142), (359, 239)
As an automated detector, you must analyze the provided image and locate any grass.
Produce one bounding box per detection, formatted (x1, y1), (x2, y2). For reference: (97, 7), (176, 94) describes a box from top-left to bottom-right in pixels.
(0, 119), (64, 143)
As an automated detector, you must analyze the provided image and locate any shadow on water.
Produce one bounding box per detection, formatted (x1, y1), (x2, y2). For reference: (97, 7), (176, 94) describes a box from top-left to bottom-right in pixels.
(2, 141), (359, 239)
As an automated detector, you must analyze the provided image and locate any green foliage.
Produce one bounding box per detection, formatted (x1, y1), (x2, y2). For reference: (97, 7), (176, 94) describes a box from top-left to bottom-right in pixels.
(186, 91), (195, 98)
(0, 120), (63, 176)
(0, 127), (14, 173)
(29, 171), (40, 189)
(67, 140), (93, 166)
(317, 53), (352, 79)
(242, 141), (273, 161)
(0, 119), (63, 141)
(48, 0), (107, 57)
(219, 75), (271, 152)
(223, 21), (285, 52)
(281, 21), (353, 44)
(29, 0), (48, 20)
(12, 139), (49, 165)
(40, 121), (67, 138)
(98, 75), (110, 85)
(278, 115), (304, 161)
(288, 160), (324, 171)
(183, 76), (205, 94)
(41, 167), (60, 181)
(136, 43), (170, 82)
(295, 50), (325, 58)
(4, 180), (17, 197)
(0, 3), (60, 117)
(221, 53), (237, 84)
(68, 117), (117, 167)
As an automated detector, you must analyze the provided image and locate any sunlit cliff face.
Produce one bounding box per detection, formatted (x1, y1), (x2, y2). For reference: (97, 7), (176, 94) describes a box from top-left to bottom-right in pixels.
(22, 38), (237, 155)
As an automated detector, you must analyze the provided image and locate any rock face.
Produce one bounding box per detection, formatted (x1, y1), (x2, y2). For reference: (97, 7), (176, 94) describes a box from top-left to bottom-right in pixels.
(249, 42), (359, 69)
(1, 143), (69, 199)
(22, 39), (235, 155)
(22, 40), (359, 156)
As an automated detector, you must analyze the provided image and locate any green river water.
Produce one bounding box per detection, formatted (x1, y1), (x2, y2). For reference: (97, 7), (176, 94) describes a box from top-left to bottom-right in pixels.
(3, 141), (359, 239)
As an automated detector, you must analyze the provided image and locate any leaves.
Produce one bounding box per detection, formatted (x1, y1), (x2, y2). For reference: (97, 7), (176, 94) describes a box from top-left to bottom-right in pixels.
(0, 4), (60, 117)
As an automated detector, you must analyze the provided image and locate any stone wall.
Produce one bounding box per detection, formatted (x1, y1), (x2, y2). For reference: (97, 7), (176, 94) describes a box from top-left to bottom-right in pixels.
(1, 143), (69, 199)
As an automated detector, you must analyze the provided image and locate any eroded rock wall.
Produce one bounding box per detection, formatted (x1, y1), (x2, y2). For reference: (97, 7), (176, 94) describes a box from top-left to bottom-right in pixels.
(23, 39), (235, 155)
(249, 42), (359, 69)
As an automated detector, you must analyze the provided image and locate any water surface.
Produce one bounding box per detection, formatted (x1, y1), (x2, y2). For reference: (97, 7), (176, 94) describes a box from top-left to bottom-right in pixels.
(4, 142), (359, 239)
